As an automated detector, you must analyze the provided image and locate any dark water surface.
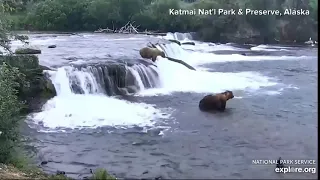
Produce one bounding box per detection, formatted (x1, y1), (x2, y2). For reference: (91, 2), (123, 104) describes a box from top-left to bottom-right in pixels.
(19, 33), (318, 179)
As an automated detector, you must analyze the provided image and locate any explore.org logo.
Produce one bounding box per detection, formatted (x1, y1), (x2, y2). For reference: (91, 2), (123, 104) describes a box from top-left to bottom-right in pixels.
(252, 159), (317, 174)
(275, 166), (317, 174)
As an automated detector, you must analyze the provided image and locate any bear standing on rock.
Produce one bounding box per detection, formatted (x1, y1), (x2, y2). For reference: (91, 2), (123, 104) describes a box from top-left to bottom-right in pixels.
(199, 90), (234, 112)
(139, 47), (166, 62)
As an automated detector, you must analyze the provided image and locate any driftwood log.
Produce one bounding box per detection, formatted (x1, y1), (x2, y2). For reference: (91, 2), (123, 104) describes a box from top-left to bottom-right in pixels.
(166, 56), (196, 70)
(140, 42), (196, 71)
(94, 21), (167, 36)
(168, 39), (181, 46)
(181, 42), (195, 45)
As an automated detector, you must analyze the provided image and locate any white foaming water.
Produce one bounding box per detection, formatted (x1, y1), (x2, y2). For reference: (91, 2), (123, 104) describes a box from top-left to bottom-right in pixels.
(8, 35), (67, 52)
(29, 94), (167, 129)
(157, 43), (307, 67)
(251, 45), (289, 51)
(27, 33), (303, 130)
(139, 58), (278, 96)
(163, 32), (193, 42)
(29, 66), (169, 130)
(137, 38), (306, 96)
(182, 43), (245, 52)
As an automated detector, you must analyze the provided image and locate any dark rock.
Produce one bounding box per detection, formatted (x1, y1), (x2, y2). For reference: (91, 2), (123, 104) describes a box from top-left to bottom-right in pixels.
(15, 47), (41, 54)
(42, 72), (56, 97)
(0, 55), (56, 113)
(155, 176), (163, 180)
(40, 161), (48, 165)
(168, 39), (181, 46)
(39, 65), (52, 71)
(48, 45), (56, 48)
(276, 157), (285, 168)
(142, 170), (149, 174)
(126, 85), (139, 94)
(181, 42), (195, 45)
(56, 170), (66, 175)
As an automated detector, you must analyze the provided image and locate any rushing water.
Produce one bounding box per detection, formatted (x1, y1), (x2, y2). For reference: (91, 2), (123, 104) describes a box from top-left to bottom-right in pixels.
(11, 32), (317, 179)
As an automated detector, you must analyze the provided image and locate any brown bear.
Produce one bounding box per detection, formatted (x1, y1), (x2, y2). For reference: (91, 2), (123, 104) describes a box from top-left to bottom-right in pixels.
(139, 47), (166, 62)
(199, 90), (234, 112)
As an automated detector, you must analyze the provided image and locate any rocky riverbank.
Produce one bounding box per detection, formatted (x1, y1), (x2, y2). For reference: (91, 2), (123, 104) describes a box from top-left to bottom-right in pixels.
(0, 54), (56, 113)
(0, 163), (115, 180)
(0, 163), (72, 180)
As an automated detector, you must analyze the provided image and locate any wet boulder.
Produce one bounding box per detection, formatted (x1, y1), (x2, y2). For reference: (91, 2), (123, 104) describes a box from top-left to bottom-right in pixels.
(15, 47), (41, 54)
(0, 55), (56, 113)
(48, 45), (56, 48)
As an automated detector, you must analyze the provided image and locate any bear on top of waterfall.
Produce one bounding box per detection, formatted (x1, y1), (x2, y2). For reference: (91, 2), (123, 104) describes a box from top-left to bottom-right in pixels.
(139, 47), (166, 62)
(199, 90), (234, 112)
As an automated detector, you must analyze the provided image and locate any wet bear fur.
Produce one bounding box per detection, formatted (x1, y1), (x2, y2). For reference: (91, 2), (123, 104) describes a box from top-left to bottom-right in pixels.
(199, 90), (234, 112)
(139, 47), (166, 62)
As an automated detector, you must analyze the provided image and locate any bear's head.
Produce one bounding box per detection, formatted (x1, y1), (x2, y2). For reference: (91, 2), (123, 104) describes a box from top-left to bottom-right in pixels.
(223, 90), (234, 100)
(159, 51), (166, 58)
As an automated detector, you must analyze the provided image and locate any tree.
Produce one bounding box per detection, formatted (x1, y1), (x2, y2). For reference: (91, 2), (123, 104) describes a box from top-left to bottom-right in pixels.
(0, 0), (28, 165)
(0, 62), (26, 164)
(1, 0), (28, 54)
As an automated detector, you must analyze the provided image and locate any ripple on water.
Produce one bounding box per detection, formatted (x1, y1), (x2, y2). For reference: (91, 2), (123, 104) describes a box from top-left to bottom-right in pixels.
(21, 33), (317, 179)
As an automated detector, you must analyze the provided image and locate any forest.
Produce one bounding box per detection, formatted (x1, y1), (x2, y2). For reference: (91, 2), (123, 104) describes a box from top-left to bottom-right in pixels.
(2, 0), (319, 43)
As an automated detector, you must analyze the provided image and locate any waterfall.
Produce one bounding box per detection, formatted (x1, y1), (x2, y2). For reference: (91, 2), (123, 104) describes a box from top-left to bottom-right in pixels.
(47, 63), (160, 96)
(165, 32), (195, 41)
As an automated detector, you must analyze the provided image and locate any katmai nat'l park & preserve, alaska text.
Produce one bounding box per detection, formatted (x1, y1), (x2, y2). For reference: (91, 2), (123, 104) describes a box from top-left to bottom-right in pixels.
(169, 8), (310, 16)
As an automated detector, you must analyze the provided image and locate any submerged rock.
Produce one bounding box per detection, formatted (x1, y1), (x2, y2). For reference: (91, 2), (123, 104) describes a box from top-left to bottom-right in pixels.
(48, 45), (56, 48)
(15, 47), (41, 54)
(40, 161), (48, 165)
(56, 170), (66, 175)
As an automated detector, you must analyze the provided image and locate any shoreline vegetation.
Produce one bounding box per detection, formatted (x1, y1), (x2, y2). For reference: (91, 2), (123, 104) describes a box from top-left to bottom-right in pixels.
(0, 1), (115, 179)
(4, 0), (319, 44)
(0, 163), (116, 180)
(0, 0), (317, 179)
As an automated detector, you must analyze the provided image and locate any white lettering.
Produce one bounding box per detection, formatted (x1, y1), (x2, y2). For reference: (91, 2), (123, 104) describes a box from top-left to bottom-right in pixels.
(168, 9), (196, 16)
(245, 9), (281, 16)
(198, 9), (214, 15)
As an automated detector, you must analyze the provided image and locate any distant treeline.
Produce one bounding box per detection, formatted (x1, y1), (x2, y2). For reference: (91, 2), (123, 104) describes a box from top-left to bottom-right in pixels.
(3, 0), (319, 43)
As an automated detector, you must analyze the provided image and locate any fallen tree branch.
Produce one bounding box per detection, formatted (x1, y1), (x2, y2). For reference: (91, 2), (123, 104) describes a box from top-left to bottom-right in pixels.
(94, 21), (167, 36)
(166, 56), (196, 71)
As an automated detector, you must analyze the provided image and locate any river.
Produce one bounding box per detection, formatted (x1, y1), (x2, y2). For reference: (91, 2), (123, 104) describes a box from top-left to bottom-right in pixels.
(11, 32), (317, 179)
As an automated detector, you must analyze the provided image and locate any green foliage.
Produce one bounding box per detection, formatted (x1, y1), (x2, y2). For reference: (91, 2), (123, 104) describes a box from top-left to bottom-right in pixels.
(83, 0), (121, 29)
(0, 62), (26, 165)
(3, 0), (317, 43)
(1, 0), (29, 54)
(24, 0), (90, 31)
(0, 0), (31, 167)
(91, 168), (116, 180)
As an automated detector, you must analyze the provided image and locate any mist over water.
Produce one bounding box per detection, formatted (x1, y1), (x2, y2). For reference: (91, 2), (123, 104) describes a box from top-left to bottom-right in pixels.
(18, 32), (317, 179)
